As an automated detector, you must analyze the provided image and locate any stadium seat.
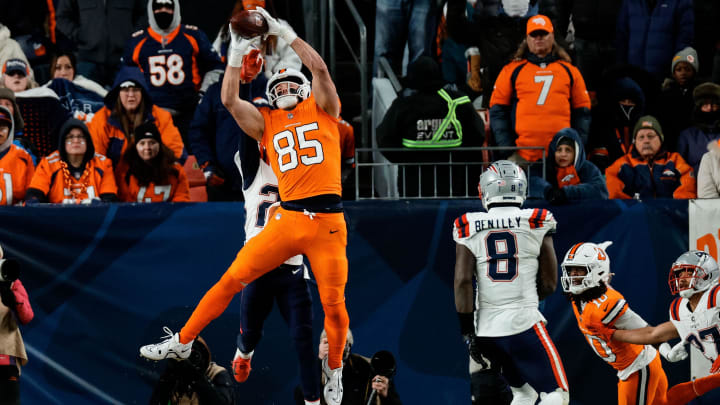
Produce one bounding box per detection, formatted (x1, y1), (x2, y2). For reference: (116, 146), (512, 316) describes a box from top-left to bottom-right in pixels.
(189, 186), (208, 202)
(183, 155), (208, 202)
(183, 155), (206, 187)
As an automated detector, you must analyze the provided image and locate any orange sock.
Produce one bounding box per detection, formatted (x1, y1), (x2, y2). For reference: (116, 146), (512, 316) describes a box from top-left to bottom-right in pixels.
(323, 301), (350, 370)
(179, 272), (244, 344)
(666, 373), (720, 404)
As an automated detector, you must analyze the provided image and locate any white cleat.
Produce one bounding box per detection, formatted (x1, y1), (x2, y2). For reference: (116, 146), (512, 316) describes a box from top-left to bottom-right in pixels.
(322, 357), (343, 405)
(139, 327), (193, 361)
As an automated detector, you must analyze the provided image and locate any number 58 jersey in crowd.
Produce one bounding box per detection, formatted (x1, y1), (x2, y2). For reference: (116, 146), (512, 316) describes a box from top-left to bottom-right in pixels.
(453, 206), (556, 336)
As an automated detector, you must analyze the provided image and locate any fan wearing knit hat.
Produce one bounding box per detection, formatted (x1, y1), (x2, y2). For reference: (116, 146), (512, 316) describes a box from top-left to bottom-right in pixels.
(605, 115), (697, 199)
(657, 47), (700, 153)
(115, 121), (190, 202)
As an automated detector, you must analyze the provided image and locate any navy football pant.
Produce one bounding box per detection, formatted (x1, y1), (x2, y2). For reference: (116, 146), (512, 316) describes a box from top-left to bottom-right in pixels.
(237, 263), (319, 401)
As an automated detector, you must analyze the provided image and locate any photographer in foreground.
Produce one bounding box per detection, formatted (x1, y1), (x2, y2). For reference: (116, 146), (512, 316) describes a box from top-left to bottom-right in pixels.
(296, 329), (401, 405)
(0, 245), (33, 405)
(149, 335), (234, 405)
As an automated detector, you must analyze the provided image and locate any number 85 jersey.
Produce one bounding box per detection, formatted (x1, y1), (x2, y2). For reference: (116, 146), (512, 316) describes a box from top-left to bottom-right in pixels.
(453, 206), (556, 336)
(258, 94), (342, 202)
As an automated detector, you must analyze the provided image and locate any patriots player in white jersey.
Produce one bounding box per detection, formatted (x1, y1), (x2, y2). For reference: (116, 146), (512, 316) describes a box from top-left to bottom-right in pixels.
(454, 160), (569, 405)
(230, 127), (320, 405)
(613, 251), (720, 380)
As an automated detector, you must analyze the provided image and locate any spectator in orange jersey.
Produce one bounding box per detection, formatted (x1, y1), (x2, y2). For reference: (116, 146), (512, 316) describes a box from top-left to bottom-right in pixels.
(116, 121), (189, 203)
(87, 66), (186, 169)
(489, 14), (591, 166)
(0, 106), (34, 205)
(26, 118), (117, 204)
(606, 116), (696, 199)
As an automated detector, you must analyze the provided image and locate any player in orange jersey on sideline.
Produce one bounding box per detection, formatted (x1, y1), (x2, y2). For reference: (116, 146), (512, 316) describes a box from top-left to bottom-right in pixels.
(139, 7), (349, 405)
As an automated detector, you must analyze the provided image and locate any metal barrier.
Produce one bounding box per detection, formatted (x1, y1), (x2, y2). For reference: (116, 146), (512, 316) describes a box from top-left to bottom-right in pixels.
(327, 0), (369, 147)
(354, 147), (547, 200)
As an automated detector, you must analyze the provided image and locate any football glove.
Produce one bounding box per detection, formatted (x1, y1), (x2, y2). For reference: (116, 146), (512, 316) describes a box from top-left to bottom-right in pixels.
(254, 7), (297, 44)
(659, 342), (688, 362)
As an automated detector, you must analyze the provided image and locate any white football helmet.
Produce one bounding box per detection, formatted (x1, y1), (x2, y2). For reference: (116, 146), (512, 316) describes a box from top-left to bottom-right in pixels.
(669, 250), (720, 299)
(478, 160), (527, 210)
(266, 68), (311, 109)
(561, 242), (613, 294)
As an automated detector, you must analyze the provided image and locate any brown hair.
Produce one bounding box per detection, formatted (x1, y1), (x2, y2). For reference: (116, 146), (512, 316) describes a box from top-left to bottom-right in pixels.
(50, 51), (78, 80)
(112, 93), (146, 139)
(122, 134), (178, 186)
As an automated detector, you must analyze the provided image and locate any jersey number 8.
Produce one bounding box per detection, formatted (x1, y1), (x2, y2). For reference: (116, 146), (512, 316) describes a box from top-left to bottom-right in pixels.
(272, 122), (325, 173)
(484, 231), (519, 281)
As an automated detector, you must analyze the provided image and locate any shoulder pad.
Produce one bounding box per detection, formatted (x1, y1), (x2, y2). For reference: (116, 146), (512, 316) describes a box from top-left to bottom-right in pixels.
(184, 24), (198, 31)
(670, 297), (683, 321)
(454, 214), (471, 239)
(600, 296), (627, 326)
(131, 29), (145, 38)
(528, 208), (555, 230)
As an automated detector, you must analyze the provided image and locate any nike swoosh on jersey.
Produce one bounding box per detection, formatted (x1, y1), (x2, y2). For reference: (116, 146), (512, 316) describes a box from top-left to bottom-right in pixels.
(329, 229), (339, 234)
(292, 268), (302, 275)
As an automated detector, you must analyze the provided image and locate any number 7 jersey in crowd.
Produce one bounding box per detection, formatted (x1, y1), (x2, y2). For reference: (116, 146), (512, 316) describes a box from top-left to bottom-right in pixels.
(453, 206), (556, 336)
(257, 94), (342, 202)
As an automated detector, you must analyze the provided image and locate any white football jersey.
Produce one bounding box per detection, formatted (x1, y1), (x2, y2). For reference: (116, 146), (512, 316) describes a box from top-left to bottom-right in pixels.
(453, 205), (557, 336)
(668, 284), (720, 379)
(234, 149), (303, 267)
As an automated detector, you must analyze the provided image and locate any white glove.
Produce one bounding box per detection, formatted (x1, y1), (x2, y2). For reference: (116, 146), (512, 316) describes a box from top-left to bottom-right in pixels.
(227, 24), (254, 68)
(659, 342), (688, 362)
(502, 0), (529, 18)
(253, 7), (297, 44)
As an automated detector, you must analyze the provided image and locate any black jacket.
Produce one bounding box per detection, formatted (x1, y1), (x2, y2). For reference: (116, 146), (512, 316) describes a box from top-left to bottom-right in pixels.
(56, 0), (147, 65)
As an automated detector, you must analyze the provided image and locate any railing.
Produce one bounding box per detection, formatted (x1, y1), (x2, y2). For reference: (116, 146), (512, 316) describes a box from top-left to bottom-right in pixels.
(327, 0), (368, 147)
(354, 147), (547, 200)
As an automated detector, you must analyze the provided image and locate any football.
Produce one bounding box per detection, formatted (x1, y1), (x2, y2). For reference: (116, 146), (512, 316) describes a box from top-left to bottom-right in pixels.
(230, 10), (269, 38)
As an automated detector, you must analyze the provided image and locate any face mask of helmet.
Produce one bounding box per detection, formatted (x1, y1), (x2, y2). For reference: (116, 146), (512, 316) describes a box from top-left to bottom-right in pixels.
(154, 11), (173, 30)
(668, 251), (720, 299)
(267, 72), (311, 109)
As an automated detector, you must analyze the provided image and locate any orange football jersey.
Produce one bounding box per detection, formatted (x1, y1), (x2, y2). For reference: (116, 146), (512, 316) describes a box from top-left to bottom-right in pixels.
(337, 118), (356, 168)
(29, 151), (117, 203)
(0, 144), (35, 204)
(571, 287), (644, 372)
(259, 94), (342, 201)
(490, 60), (590, 161)
(117, 162), (190, 202)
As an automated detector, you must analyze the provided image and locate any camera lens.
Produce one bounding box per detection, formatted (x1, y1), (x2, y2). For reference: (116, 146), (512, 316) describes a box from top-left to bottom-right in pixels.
(0, 259), (19, 282)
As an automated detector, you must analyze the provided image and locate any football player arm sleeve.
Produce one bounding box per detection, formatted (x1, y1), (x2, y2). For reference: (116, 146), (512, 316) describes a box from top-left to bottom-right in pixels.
(220, 64), (265, 141)
(612, 320), (679, 345)
(537, 235), (558, 300)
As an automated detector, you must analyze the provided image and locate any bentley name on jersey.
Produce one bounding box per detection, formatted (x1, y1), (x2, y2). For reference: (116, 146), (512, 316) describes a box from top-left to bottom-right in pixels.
(453, 206), (556, 336)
